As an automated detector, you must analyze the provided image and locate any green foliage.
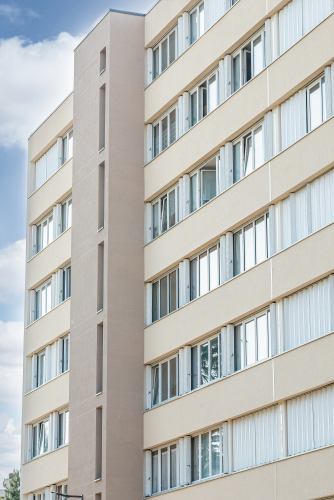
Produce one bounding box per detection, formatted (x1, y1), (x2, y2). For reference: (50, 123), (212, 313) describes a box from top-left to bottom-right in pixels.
(3, 470), (20, 500)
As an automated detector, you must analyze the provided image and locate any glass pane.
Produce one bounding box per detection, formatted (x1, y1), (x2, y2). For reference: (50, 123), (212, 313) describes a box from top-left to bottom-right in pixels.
(62, 136), (68, 164)
(169, 31), (176, 65)
(59, 413), (64, 446)
(36, 290), (40, 320)
(254, 126), (263, 169)
(152, 366), (159, 405)
(309, 83), (322, 130)
(153, 124), (159, 158)
(199, 81), (207, 119)
(160, 276), (168, 318)
(33, 426), (38, 457)
(48, 217), (53, 244)
(152, 282), (159, 322)
(244, 134), (253, 176)
(46, 283), (51, 313)
(210, 337), (219, 380)
(169, 189), (176, 228)
(153, 203), (159, 239)
(190, 174), (197, 213)
(199, 252), (208, 296)
(68, 130), (73, 158)
(199, 3), (204, 36)
(245, 320), (256, 366)
(191, 436), (199, 481)
(161, 196), (167, 233)
(162, 116), (168, 151)
(190, 258), (198, 301)
(152, 451), (159, 494)
(255, 216), (266, 264)
(169, 270), (177, 313)
(253, 36), (263, 76)
(161, 448), (168, 491)
(233, 230), (242, 276)
(191, 91), (198, 127)
(64, 338), (69, 371)
(233, 54), (240, 93)
(191, 346), (198, 390)
(244, 223), (255, 271)
(169, 109), (176, 145)
(65, 411), (69, 443)
(62, 203), (67, 232)
(68, 200), (72, 228)
(202, 170), (216, 205)
(200, 343), (209, 385)
(37, 225), (41, 253)
(208, 75), (217, 113)
(41, 287), (46, 316)
(161, 361), (168, 402)
(209, 246), (218, 290)
(43, 421), (48, 452)
(201, 432), (210, 479)
(190, 10), (198, 45)
(42, 221), (48, 249)
(233, 142), (241, 183)
(161, 38), (168, 72)
(153, 47), (159, 80)
(170, 357), (177, 398)
(322, 77), (326, 122)
(244, 49), (251, 83)
(234, 325), (242, 371)
(211, 429), (220, 475)
(170, 444), (177, 488)
(38, 423), (43, 454)
(39, 354), (45, 386)
(257, 314), (268, 361)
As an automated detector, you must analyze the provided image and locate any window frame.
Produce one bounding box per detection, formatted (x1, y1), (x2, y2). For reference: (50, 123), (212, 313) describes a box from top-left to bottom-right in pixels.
(61, 195), (73, 233)
(152, 25), (178, 80)
(306, 74), (326, 133)
(58, 407), (69, 448)
(189, 1), (205, 46)
(63, 264), (71, 302)
(191, 424), (223, 483)
(152, 267), (179, 322)
(151, 353), (179, 408)
(189, 242), (220, 302)
(232, 27), (265, 94)
(151, 440), (179, 494)
(189, 154), (219, 214)
(61, 127), (73, 166)
(32, 417), (49, 458)
(36, 349), (46, 388)
(234, 308), (271, 371)
(191, 332), (221, 391)
(36, 211), (54, 253)
(152, 104), (179, 158)
(190, 67), (219, 128)
(232, 119), (265, 183)
(233, 211), (269, 277)
(152, 183), (179, 239)
(35, 276), (52, 320)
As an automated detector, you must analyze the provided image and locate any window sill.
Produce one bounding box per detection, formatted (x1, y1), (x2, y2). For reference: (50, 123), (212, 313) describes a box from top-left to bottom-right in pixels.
(98, 147), (105, 154)
(25, 369), (69, 396)
(97, 308), (103, 314)
(96, 391), (102, 396)
(99, 68), (106, 75)
(98, 226), (104, 232)
(26, 296), (71, 329)
(94, 478), (102, 482)
(27, 226), (71, 263)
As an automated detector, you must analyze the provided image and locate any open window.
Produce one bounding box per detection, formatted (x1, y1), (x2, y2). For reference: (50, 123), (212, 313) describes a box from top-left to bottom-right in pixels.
(307, 75), (326, 132)
(58, 408), (69, 447)
(234, 309), (270, 371)
(190, 243), (219, 301)
(61, 127), (73, 166)
(232, 30), (265, 93)
(36, 212), (53, 253)
(191, 333), (220, 390)
(61, 196), (72, 233)
(35, 278), (52, 320)
(232, 121), (264, 183)
(63, 265), (71, 301)
(32, 418), (49, 458)
(153, 105), (178, 158)
(190, 69), (218, 127)
(152, 268), (179, 322)
(152, 184), (178, 239)
(190, 2), (205, 45)
(152, 442), (179, 494)
(191, 426), (222, 482)
(153, 26), (177, 80)
(151, 354), (178, 407)
(190, 155), (218, 213)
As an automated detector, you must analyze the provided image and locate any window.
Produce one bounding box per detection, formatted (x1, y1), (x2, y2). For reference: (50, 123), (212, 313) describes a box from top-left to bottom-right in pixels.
(232, 122), (264, 183)
(99, 86), (106, 151)
(190, 156), (218, 214)
(152, 268), (179, 322)
(190, 69), (218, 127)
(36, 212), (53, 252)
(191, 426), (222, 482)
(60, 335), (70, 374)
(100, 47), (106, 73)
(152, 184), (178, 239)
(152, 354), (178, 407)
(190, 2), (205, 45)
(35, 278), (52, 320)
(63, 265), (71, 301)
(62, 128), (73, 166)
(232, 30), (265, 93)
(153, 27), (177, 80)
(61, 197), (72, 233)
(58, 408), (69, 447)
(152, 442), (178, 494)
(191, 334), (220, 390)
(233, 213), (269, 277)
(32, 419), (49, 458)
(36, 350), (46, 388)
(307, 76), (326, 132)
(190, 244), (219, 301)
(153, 105), (178, 158)
(234, 310), (270, 371)
(33, 491), (45, 500)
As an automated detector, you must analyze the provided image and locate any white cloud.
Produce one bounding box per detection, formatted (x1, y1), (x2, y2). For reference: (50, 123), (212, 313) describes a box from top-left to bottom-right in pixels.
(0, 413), (21, 484)
(0, 239), (25, 307)
(0, 32), (82, 150)
(0, 4), (39, 24)
(0, 320), (23, 412)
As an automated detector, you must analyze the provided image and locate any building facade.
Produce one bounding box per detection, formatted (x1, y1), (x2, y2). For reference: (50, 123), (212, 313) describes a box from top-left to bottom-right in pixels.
(21, 1), (334, 500)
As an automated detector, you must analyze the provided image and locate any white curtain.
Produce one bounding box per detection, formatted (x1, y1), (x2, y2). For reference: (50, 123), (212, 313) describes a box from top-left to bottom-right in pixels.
(35, 142), (58, 190)
(295, 186), (308, 242)
(233, 405), (279, 471)
(303, 0), (333, 36)
(282, 197), (291, 250)
(280, 89), (307, 151)
(204, 0), (225, 32)
(311, 168), (334, 233)
(284, 276), (333, 350)
(287, 384), (334, 456)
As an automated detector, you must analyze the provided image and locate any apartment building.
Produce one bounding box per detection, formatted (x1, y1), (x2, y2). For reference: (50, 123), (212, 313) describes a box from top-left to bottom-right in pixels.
(21, 1), (334, 500)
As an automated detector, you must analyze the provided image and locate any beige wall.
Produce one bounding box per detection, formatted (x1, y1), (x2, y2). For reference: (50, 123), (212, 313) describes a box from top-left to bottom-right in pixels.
(21, 446), (68, 495)
(144, 15), (334, 201)
(23, 372), (69, 424)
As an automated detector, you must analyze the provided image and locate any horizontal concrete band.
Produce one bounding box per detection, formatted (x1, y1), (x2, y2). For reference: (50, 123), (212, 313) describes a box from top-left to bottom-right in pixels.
(145, 222), (334, 364)
(21, 446), (68, 495)
(144, 333), (334, 448)
(144, 117), (334, 281)
(144, 15), (334, 201)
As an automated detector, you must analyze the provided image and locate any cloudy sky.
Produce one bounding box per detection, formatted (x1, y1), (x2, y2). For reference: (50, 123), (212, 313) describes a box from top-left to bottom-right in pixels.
(0, 0), (153, 483)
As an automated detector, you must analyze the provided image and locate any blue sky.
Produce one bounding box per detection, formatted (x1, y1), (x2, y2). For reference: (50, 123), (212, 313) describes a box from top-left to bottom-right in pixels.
(0, 0), (153, 482)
